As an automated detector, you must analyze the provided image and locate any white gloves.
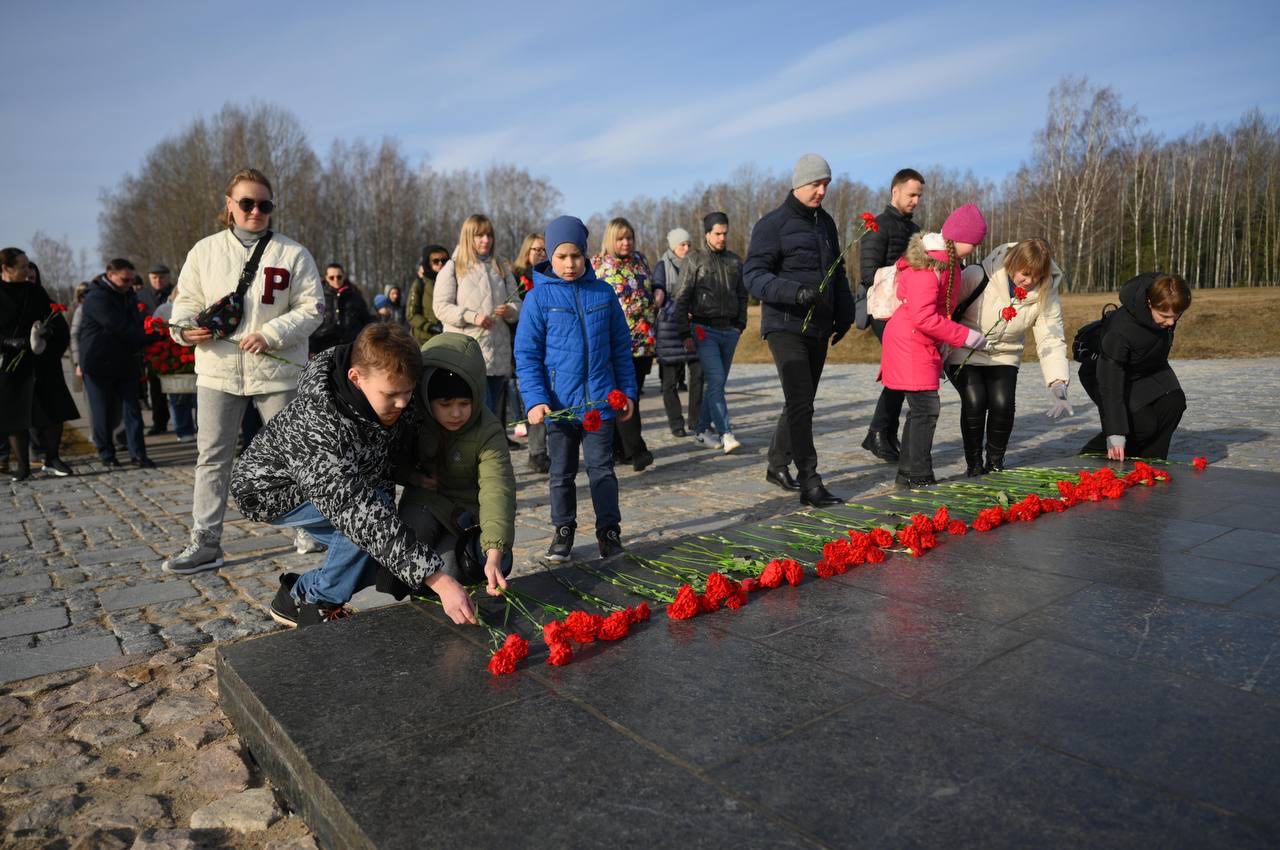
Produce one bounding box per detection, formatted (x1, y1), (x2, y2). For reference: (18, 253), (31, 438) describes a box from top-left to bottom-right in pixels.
(963, 328), (988, 350)
(1046, 383), (1072, 419)
(29, 321), (47, 356)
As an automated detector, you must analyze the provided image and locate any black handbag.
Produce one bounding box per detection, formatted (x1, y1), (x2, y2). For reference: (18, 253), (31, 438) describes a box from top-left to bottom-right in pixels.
(193, 232), (273, 338)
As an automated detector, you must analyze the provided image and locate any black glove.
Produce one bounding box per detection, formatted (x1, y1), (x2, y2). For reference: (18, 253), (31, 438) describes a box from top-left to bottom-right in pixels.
(427, 322), (443, 335)
(830, 327), (849, 347)
(794, 286), (818, 307)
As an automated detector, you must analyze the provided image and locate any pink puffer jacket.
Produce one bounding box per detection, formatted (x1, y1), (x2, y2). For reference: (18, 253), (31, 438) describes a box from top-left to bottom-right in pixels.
(879, 240), (973, 391)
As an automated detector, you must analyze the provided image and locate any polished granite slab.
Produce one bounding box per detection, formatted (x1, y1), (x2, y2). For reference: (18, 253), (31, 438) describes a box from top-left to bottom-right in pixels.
(219, 458), (1280, 849)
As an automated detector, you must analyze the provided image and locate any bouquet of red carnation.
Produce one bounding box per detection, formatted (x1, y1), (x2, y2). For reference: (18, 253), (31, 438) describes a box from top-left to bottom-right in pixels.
(142, 317), (196, 376)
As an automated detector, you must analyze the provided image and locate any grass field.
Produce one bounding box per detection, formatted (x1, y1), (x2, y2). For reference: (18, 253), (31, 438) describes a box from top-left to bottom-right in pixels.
(732, 287), (1280, 364)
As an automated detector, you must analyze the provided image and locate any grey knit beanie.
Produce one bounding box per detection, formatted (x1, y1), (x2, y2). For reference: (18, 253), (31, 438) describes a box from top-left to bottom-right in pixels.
(666, 228), (692, 250)
(791, 153), (832, 189)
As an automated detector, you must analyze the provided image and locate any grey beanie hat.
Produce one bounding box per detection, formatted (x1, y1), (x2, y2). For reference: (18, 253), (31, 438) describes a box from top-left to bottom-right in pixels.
(666, 228), (692, 250)
(791, 153), (832, 189)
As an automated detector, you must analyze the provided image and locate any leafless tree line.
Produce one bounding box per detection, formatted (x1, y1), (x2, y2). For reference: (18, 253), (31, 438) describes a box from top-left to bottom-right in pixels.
(74, 82), (1280, 303)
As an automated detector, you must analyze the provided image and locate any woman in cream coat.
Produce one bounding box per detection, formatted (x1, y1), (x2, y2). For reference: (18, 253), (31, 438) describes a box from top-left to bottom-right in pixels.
(944, 238), (1072, 475)
(162, 168), (324, 574)
(433, 214), (521, 416)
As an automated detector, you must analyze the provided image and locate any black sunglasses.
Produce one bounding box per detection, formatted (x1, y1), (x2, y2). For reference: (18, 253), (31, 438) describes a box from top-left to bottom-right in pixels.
(235, 198), (275, 214)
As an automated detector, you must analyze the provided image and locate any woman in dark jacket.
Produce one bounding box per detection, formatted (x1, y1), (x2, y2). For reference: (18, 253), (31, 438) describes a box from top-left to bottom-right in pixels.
(26, 263), (79, 476)
(1, 248), (54, 481)
(1079, 272), (1191, 460)
(653, 228), (701, 437)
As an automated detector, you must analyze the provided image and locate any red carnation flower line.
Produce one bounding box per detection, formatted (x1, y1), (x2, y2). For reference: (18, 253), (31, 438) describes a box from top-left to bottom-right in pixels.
(582, 409), (603, 432)
(1000, 305), (1018, 321)
(950, 279), (1029, 381)
(509, 389), (629, 429)
(606, 389), (628, 411)
(860, 211), (880, 233)
(1192, 456), (1208, 471)
(694, 325), (707, 342)
(1013, 285), (1029, 301)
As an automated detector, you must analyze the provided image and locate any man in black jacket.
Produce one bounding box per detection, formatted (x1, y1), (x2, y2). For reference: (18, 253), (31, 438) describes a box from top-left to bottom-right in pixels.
(309, 262), (373, 355)
(857, 168), (924, 463)
(743, 154), (854, 507)
(78, 259), (156, 469)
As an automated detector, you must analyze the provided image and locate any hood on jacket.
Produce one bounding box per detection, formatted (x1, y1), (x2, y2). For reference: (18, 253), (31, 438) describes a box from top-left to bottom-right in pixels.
(900, 232), (949, 271)
(419, 332), (486, 430)
(1119, 272), (1164, 331)
(531, 259), (600, 288)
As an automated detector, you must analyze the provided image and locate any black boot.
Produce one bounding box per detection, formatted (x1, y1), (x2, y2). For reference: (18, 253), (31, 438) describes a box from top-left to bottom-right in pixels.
(983, 448), (1006, 474)
(800, 483), (843, 507)
(765, 466), (801, 491)
(861, 430), (899, 463)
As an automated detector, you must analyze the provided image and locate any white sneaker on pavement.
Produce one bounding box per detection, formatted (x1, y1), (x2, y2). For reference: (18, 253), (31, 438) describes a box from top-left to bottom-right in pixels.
(295, 529), (327, 555)
(721, 432), (741, 454)
(694, 432), (722, 449)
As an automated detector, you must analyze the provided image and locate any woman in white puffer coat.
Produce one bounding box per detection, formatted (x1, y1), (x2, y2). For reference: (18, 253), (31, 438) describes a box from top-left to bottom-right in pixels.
(943, 238), (1071, 476)
(162, 167), (324, 575)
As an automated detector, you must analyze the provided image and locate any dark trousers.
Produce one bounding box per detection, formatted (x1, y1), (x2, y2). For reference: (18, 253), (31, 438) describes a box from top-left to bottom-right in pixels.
(869, 318), (905, 435)
(83, 372), (146, 462)
(765, 332), (827, 488)
(659, 361), (703, 433)
(147, 373), (169, 430)
(1080, 389), (1186, 460)
(945, 363), (1018, 467)
(898, 390), (941, 480)
(615, 358), (649, 460)
(547, 418), (620, 533)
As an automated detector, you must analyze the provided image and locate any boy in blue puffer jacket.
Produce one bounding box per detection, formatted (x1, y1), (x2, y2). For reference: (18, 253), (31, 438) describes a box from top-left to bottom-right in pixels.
(515, 216), (638, 562)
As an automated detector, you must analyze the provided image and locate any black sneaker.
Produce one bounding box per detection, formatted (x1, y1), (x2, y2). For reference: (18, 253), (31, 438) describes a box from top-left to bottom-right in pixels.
(528, 453), (551, 474)
(597, 527), (625, 559)
(132, 457), (157, 469)
(101, 457), (124, 470)
(269, 573), (301, 628)
(297, 600), (353, 627)
(43, 459), (74, 477)
(544, 526), (575, 563)
(631, 450), (654, 472)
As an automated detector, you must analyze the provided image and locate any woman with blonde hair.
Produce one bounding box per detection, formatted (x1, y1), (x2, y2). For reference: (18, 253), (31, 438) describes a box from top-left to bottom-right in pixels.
(944, 237), (1071, 475)
(592, 217), (659, 471)
(433, 214), (521, 416)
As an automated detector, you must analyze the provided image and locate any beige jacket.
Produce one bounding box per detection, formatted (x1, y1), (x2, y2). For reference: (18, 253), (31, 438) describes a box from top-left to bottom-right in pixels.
(432, 257), (520, 377)
(944, 242), (1070, 386)
(170, 229), (324, 395)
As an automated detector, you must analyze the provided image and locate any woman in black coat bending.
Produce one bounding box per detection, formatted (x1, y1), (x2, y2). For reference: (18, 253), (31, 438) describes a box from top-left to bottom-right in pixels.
(1079, 272), (1192, 461)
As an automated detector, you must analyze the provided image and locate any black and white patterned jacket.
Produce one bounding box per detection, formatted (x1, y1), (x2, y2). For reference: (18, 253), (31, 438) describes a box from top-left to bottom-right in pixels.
(229, 348), (443, 588)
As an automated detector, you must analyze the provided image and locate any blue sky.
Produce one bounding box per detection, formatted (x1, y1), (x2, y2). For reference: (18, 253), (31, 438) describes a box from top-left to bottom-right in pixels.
(4, 0), (1278, 265)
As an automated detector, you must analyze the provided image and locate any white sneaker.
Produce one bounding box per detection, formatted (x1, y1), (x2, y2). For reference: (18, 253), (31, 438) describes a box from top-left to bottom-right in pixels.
(513, 423), (528, 438)
(295, 529), (327, 555)
(162, 536), (224, 574)
(721, 432), (741, 454)
(694, 432), (722, 449)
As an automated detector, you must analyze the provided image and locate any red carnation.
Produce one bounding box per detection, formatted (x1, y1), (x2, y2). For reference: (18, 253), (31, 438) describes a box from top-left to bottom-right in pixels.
(705, 572), (734, 605)
(946, 520), (968, 536)
(564, 610), (601, 643)
(860, 211), (880, 233)
(50, 303), (68, 313)
(870, 528), (894, 548)
(666, 584), (700, 620)
(1154, 469), (1171, 482)
(740, 577), (761, 593)
(780, 559), (804, 586)
(759, 559), (785, 589)
(547, 641), (573, 666)
(724, 586), (748, 609)
(932, 506), (951, 532)
(543, 620), (566, 645)
(625, 603), (651, 624)
(696, 592), (719, 613)
(1192, 456), (1207, 471)
(598, 611), (631, 641)
(1001, 305), (1018, 321)
(1013, 286), (1028, 301)
(694, 326), (706, 341)
(582, 409), (603, 432)
(501, 633), (529, 660)
(136, 302), (146, 312)
(607, 389), (628, 411)
(487, 648), (517, 676)
(865, 546), (886, 563)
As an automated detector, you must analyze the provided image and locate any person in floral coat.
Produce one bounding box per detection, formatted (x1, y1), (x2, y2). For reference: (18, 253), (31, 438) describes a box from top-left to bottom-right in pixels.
(592, 217), (657, 471)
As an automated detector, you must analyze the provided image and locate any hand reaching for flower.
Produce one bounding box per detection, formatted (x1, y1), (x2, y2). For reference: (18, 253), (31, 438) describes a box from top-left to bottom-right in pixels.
(483, 549), (508, 597)
(423, 571), (476, 625)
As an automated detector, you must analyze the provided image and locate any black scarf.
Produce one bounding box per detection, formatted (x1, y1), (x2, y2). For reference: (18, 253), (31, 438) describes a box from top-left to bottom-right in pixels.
(329, 344), (381, 426)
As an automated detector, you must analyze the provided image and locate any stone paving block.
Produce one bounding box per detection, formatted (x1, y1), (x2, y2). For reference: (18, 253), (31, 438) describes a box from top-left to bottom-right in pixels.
(98, 580), (198, 612)
(0, 634), (120, 682)
(0, 606), (68, 639)
(0, 572), (52, 596)
(221, 534), (293, 555)
(75, 545), (158, 568)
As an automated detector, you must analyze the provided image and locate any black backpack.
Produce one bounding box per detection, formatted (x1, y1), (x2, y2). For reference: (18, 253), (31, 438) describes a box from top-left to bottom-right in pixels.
(1071, 303), (1119, 363)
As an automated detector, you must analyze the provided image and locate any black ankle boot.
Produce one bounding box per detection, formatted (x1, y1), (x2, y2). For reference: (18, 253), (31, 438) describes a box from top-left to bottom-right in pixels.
(984, 450), (1006, 474)
(861, 430), (899, 463)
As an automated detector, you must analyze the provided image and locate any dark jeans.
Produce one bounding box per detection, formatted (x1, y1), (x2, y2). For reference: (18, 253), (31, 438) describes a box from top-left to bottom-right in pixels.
(898, 390), (941, 479)
(615, 358), (649, 459)
(659, 360), (703, 433)
(484, 376), (508, 418)
(546, 417), (620, 533)
(1080, 389), (1186, 460)
(82, 372), (146, 462)
(765, 331), (827, 488)
(945, 363), (1018, 466)
(169, 394), (196, 439)
(869, 318), (904, 435)
(147, 373), (169, 430)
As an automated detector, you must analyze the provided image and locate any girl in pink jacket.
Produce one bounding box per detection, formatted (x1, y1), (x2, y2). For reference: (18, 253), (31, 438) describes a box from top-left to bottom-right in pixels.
(880, 204), (989, 487)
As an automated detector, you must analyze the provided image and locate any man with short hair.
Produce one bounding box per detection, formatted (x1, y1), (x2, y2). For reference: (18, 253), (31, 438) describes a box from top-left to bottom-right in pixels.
(139, 263), (174, 435)
(78, 259), (156, 469)
(309, 262), (373, 355)
(744, 154), (854, 507)
(857, 168), (925, 463)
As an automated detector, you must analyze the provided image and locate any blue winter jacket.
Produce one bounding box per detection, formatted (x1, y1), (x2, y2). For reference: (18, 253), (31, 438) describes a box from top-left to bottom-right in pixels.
(514, 262), (637, 419)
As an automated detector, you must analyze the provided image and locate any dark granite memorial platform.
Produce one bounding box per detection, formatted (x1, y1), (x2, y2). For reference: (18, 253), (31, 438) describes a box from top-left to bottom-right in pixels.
(217, 459), (1280, 849)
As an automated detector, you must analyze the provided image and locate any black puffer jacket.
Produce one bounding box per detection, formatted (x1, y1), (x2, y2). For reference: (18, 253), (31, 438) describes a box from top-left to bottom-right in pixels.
(743, 193), (853, 339)
(78, 279), (150, 380)
(858, 205), (920, 289)
(653, 252), (696, 365)
(675, 246), (748, 338)
(309, 285), (373, 355)
(230, 346), (444, 589)
(1080, 273), (1183, 437)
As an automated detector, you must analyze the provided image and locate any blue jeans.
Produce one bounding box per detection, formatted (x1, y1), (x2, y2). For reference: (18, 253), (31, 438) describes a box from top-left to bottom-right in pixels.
(82, 372), (146, 461)
(694, 325), (740, 435)
(271, 498), (386, 605)
(169, 394), (196, 438)
(546, 418), (620, 533)
(484, 376), (508, 417)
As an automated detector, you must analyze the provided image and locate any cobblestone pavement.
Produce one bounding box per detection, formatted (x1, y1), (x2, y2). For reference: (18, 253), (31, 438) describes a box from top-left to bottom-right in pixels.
(0, 357), (1276, 846)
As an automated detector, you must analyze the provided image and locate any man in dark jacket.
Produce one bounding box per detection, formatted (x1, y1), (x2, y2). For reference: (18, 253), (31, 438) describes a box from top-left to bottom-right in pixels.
(857, 168), (924, 463)
(78, 259), (156, 469)
(743, 154), (854, 506)
(308, 262), (373, 355)
(138, 263), (174, 435)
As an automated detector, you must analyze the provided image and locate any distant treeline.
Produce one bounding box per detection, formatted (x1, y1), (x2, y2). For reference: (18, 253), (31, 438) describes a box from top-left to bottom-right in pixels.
(91, 78), (1278, 298)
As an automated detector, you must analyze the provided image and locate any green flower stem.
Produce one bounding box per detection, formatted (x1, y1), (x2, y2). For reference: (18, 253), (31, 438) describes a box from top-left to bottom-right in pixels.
(542, 568), (623, 613)
(574, 562), (677, 603)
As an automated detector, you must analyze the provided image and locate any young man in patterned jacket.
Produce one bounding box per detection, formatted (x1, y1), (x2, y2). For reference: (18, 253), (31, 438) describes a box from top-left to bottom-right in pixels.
(229, 323), (475, 626)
